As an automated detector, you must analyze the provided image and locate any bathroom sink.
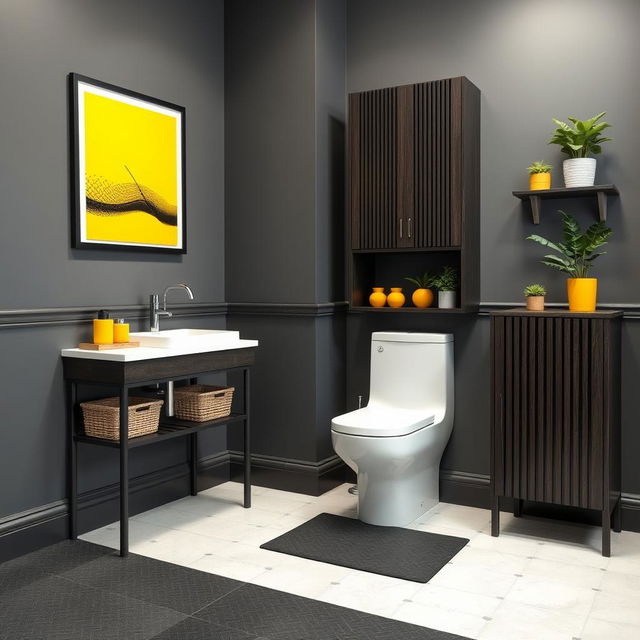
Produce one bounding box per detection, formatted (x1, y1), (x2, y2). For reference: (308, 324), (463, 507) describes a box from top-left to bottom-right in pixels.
(129, 329), (240, 349)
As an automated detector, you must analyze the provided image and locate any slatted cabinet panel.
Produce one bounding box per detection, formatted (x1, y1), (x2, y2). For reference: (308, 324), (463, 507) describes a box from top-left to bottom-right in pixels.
(490, 309), (621, 556)
(413, 78), (459, 247)
(349, 87), (401, 250)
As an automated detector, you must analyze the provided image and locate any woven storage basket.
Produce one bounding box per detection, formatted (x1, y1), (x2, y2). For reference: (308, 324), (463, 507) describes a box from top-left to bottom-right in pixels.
(80, 397), (163, 440)
(173, 385), (235, 422)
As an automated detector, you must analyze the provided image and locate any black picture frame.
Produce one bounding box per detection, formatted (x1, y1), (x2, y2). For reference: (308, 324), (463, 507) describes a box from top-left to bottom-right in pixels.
(69, 73), (187, 254)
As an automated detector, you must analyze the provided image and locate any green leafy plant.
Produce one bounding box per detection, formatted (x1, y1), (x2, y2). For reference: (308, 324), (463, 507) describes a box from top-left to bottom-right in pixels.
(549, 112), (612, 158)
(527, 161), (552, 175)
(523, 284), (547, 297)
(527, 211), (612, 278)
(433, 266), (459, 291)
(404, 271), (435, 289)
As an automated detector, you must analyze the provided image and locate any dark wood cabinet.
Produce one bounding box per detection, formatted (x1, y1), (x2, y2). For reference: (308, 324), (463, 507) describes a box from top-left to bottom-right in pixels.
(347, 76), (480, 311)
(490, 309), (622, 556)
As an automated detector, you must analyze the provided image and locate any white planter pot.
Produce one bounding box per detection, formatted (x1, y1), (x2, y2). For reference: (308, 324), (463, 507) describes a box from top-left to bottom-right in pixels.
(438, 290), (456, 309)
(563, 158), (596, 188)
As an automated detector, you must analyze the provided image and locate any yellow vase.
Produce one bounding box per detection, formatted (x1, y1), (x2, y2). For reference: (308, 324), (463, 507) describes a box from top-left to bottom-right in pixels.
(369, 287), (387, 307)
(567, 278), (597, 312)
(529, 172), (551, 190)
(412, 288), (434, 308)
(387, 287), (406, 308)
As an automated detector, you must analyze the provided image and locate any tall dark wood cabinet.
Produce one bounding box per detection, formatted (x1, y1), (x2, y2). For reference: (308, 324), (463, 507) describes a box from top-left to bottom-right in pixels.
(490, 309), (622, 556)
(347, 76), (480, 312)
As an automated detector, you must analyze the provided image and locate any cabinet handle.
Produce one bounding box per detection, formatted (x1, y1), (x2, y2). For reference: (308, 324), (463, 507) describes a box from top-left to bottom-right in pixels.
(399, 218), (403, 239)
(408, 218), (412, 239)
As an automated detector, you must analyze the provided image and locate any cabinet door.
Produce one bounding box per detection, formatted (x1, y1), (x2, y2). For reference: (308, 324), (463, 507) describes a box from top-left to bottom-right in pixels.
(492, 315), (605, 510)
(413, 78), (461, 248)
(349, 87), (413, 249)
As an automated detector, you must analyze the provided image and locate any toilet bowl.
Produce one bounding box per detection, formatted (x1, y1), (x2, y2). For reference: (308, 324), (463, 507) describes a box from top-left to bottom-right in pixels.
(331, 331), (454, 527)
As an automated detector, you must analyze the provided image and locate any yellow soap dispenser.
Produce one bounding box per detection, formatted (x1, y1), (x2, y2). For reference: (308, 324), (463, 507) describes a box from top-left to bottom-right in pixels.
(114, 318), (130, 343)
(93, 310), (114, 345)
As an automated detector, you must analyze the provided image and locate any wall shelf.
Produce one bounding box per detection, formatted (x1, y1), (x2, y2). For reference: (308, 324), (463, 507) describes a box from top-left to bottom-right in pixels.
(513, 184), (619, 224)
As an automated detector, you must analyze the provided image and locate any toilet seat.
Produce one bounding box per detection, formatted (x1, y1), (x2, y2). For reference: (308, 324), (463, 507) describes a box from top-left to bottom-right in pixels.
(331, 406), (435, 438)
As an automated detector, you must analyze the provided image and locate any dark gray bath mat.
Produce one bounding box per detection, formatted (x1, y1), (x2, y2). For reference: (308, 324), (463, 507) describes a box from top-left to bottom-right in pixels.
(260, 513), (469, 583)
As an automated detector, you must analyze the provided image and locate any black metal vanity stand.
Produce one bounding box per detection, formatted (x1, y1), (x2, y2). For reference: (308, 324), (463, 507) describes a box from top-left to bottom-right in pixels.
(62, 347), (256, 557)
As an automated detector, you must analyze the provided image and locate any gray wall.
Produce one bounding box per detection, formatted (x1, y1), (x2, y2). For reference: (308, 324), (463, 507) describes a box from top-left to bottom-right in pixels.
(346, 0), (640, 494)
(0, 0), (226, 519)
(225, 0), (346, 471)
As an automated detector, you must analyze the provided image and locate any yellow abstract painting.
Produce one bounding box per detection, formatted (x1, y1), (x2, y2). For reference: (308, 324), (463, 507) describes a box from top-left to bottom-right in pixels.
(71, 74), (185, 252)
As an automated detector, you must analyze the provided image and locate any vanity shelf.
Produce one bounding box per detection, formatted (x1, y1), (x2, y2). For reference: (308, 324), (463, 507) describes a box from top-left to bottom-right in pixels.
(513, 184), (619, 224)
(74, 412), (247, 449)
(62, 346), (256, 557)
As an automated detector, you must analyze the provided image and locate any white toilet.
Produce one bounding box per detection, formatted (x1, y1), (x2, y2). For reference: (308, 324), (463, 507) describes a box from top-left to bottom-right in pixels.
(331, 331), (454, 527)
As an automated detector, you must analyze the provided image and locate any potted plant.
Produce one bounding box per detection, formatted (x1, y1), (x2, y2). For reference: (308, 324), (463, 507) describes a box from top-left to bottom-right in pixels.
(434, 266), (458, 309)
(527, 210), (612, 312)
(523, 284), (546, 311)
(404, 272), (435, 308)
(527, 161), (552, 191)
(549, 112), (612, 187)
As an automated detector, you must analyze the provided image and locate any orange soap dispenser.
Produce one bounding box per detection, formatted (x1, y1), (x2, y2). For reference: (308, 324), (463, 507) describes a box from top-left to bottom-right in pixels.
(93, 310), (114, 345)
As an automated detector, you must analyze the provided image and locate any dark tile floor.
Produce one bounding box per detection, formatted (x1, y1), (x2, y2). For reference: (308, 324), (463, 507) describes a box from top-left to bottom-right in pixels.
(0, 540), (469, 640)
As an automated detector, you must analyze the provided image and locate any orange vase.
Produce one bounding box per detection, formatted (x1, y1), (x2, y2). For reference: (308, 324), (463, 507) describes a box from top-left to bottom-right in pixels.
(529, 173), (551, 190)
(369, 287), (387, 307)
(567, 278), (597, 312)
(412, 288), (434, 308)
(387, 287), (406, 308)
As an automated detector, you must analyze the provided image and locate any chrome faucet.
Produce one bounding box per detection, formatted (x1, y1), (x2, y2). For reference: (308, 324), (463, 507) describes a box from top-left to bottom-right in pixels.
(149, 284), (194, 331)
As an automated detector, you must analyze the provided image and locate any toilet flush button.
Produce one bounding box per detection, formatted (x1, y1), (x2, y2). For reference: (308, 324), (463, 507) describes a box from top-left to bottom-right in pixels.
(377, 346), (384, 352)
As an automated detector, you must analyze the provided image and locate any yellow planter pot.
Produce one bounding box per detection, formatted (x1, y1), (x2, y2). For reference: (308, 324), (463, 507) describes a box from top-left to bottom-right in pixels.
(411, 288), (434, 308)
(369, 287), (387, 307)
(529, 172), (551, 191)
(387, 287), (406, 308)
(567, 278), (597, 312)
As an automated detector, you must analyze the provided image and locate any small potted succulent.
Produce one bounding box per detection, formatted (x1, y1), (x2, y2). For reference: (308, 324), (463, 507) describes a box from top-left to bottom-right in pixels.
(549, 112), (612, 187)
(527, 161), (552, 191)
(527, 210), (612, 312)
(523, 284), (546, 311)
(404, 271), (435, 308)
(434, 266), (458, 309)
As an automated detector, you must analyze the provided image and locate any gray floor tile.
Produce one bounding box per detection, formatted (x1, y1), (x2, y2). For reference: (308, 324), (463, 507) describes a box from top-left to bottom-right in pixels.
(152, 616), (264, 639)
(0, 539), (112, 595)
(62, 552), (244, 614)
(198, 583), (468, 640)
(0, 574), (185, 640)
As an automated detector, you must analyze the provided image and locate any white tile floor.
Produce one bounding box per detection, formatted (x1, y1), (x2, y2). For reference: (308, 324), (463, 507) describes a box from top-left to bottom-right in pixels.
(80, 482), (640, 639)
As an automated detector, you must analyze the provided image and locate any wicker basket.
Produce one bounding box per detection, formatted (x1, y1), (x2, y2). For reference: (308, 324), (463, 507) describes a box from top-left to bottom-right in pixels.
(80, 397), (163, 440)
(173, 385), (235, 422)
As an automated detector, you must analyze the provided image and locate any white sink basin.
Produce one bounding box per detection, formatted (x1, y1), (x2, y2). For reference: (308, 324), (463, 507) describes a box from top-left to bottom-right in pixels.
(129, 329), (241, 349)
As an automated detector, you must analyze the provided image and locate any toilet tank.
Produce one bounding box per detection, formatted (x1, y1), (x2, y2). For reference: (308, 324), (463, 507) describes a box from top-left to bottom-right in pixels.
(369, 331), (453, 414)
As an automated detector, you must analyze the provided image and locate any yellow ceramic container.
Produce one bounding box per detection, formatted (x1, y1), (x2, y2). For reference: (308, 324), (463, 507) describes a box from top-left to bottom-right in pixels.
(369, 287), (387, 307)
(530, 172), (551, 190)
(387, 287), (406, 308)
(567, 278), (597, 312)
(93, 319), (114, 344)
(412, 288), (434, 308)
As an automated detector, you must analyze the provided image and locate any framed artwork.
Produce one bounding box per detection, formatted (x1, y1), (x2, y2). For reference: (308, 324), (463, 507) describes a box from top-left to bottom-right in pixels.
(70, 73), (186, 253)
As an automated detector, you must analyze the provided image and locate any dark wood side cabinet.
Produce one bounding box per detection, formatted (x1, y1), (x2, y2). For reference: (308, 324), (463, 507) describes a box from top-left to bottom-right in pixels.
(347, 76), (480, 312)
(490, 309), (622, 556)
